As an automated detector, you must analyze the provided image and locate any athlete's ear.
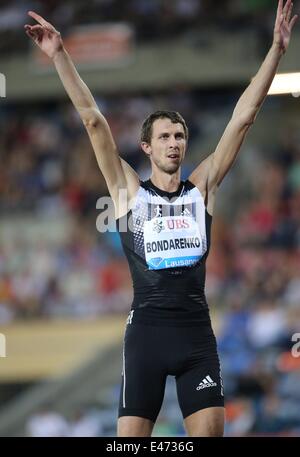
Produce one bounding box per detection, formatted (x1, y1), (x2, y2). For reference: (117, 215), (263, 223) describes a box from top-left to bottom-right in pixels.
(141, 142), (151, 156)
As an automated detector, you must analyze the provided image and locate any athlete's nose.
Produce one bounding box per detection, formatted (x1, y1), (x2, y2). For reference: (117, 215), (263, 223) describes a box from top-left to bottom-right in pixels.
(168, 135), (179, 149)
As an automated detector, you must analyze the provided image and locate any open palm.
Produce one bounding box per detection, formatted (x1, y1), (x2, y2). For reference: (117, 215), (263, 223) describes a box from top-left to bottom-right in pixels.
(24, 11), (63, 59)
(274, 0), (298, 52)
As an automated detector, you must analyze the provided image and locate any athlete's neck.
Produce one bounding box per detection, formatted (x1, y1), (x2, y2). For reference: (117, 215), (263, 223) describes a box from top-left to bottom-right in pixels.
(150, 173), (181, 193)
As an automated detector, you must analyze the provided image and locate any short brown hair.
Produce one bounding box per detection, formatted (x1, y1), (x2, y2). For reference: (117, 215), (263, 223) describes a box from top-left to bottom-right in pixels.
(141, 110), (189, 144)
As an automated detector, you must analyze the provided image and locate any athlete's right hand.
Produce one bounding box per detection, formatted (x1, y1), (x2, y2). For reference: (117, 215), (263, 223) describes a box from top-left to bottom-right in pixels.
(24, 11), (63, 59)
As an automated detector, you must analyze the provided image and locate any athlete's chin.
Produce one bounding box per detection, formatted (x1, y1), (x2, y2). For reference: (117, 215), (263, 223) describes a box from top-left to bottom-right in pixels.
(161, 163), (181, 174)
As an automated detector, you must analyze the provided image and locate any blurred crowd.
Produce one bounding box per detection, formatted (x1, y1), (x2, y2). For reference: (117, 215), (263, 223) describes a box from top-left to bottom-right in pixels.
(1, 89), (300, 324)
(0, 90), (201, 321)
(26, 405), (105, 437)
(1, 86), (300, 435)
(0, 0), (276, 56)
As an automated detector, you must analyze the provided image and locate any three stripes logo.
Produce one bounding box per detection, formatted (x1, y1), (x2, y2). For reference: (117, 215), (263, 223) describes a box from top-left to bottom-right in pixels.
(126, 310), (134, 325)
(220, 368), (224, 396)
(196, 375), (217, 390)
(0, 333), (6, 357)
(0, 73), (6, 98)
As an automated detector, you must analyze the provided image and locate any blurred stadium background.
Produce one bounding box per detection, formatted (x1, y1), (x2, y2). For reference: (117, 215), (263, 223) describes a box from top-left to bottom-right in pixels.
(0, 0), (300, 437)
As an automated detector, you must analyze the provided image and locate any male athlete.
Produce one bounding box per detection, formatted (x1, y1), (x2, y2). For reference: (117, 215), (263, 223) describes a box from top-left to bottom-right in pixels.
(25, 0), (297, 437)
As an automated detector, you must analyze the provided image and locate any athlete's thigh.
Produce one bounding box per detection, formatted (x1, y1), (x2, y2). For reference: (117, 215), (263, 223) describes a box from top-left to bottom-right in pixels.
(175, 326), (224, 423)
(184, 406), (225, 437)
(118, 322), (167, 424)
(117, 416), (154, 437)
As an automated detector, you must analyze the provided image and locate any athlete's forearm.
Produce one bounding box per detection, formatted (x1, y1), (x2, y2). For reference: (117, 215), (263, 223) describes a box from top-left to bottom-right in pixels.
(53, 47), (99, 120)
(232, 42), (283, 123)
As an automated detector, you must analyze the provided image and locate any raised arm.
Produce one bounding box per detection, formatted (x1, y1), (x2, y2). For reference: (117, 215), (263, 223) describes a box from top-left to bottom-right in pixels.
(25, 11), (139, 214)
(189, 0), (297, 194)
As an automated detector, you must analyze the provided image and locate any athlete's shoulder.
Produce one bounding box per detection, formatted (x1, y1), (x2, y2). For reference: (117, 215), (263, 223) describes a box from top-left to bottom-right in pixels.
(183, 179), (196, 191)
(140, 179), (157, 195)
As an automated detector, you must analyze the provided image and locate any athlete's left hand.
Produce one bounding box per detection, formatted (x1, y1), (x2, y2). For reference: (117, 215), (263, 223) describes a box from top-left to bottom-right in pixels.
(273, 0), (298, 53)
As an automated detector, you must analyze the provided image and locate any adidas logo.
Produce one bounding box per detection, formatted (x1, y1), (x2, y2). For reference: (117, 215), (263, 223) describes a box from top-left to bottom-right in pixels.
(196, 375), (217, 390)
(181, 208), (191, 217)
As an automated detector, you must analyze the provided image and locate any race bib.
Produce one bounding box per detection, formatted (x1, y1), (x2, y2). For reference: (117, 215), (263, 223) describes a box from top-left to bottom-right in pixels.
(144, 215), (204, 270)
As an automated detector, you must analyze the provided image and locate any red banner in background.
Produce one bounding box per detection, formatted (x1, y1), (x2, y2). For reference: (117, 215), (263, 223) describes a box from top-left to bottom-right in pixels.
(32, 23), (134, 70)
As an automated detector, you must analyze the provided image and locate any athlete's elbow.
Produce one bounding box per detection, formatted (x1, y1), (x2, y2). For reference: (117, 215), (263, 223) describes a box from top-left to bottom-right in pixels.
(243, 117), (255, 128)
(233, 108), (257, 129)
(82, 116), (100, 129)
(81, 108), (105, 129)
(244, 108), (257, 126)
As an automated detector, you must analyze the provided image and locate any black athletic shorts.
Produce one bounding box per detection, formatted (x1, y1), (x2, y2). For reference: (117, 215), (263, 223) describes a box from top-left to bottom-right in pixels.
(118, 310), (224, 422)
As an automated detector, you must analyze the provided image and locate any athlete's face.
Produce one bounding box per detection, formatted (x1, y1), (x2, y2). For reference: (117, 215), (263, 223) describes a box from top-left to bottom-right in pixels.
(141, 118), (187, 174)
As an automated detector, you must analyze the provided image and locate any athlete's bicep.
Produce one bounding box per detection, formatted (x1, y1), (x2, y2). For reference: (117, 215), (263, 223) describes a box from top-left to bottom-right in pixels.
(190, 117), (251, 192)
(209, 117), (251, 187)
(118, 158), (140, 216)
(83, 109), (139, 203)
(188, 154), (215, 194)
(84, 111), (125, 193)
